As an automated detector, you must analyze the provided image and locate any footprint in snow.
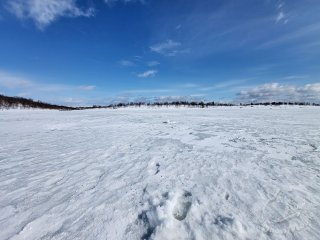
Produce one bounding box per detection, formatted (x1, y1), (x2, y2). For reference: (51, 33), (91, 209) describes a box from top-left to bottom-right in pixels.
(131, 191), (169, 240)
(225, 193), (230, 200)
(214, 215), (234, 228)
(309, 143), (317, 151)
(172, 190), (192, 221)
(155, 163), (160, 175)
(162, 120), (176, 124)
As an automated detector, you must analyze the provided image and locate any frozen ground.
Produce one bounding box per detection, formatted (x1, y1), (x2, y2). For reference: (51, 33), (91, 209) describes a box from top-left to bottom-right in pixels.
(0, 106), (320, 240)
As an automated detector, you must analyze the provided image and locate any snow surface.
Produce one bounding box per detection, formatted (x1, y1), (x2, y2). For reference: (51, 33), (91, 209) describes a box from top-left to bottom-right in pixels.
(0, 106), (320, 240)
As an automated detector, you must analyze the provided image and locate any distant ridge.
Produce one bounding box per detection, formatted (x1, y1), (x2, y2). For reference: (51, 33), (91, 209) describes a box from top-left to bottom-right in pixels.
(0, 94), (75, 110)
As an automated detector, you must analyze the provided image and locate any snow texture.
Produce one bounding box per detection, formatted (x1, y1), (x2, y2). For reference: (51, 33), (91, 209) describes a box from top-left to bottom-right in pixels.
(0, 106), (320, 240)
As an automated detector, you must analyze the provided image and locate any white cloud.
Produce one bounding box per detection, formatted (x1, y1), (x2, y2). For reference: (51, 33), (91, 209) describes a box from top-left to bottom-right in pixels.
(147, 61), (160, 67)
(78, 85), (96, 91)
(137, 69), (157, 78)
(6, 0), (94, 29)
(119, 60), (135, 67)
(150, 40), (182, 56)
(237, 82), (320, 103)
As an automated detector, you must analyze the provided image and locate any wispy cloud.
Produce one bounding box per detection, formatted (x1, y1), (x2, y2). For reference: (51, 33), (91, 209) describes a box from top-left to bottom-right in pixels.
(237, 82), (320, 103)
(150, 40), (184, 56)
(0, 70), (96, 93)
(283, 75), (309, 80)
(275, 11), (285, 23)
(154, 95), (205, 103)
(147, 61), (160, 67)
(78, 85), (96, 91)
(0, 70), (34, 89)
(122, 88), (173, 94)
(258, 22), (320, 48)
(104, 0), (146, 5)
(63, 97), (84, 104)
(119, 60), (135, 67)
(179, 83), (199, 88)
(199, 79), (251, 91)
(137, 69), (157, 78)
(275, 2), (288, 24)
(6, 0), (94, 29)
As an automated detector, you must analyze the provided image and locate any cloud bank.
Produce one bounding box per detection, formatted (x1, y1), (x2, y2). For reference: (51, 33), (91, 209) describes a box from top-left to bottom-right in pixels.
(237, 83), (320, 103)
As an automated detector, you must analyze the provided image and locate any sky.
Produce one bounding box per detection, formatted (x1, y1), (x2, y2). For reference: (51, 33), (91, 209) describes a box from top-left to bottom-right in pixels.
(0, 0), (320, 105)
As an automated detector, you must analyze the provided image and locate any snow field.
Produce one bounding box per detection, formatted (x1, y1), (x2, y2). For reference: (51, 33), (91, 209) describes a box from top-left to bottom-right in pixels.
(0, 106), (320, 239)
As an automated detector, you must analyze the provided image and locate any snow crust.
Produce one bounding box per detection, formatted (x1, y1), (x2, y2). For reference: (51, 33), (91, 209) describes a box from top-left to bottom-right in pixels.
(0, 106), (320, 239)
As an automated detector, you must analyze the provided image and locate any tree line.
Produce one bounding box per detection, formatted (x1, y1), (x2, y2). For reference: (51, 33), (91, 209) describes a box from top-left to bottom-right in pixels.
(1, 94), (319, 110)
(88, 101), (232, 109)
(239, 102), (320, 106)
(0, 94), (75, 110)
(88, 101), (319, 109)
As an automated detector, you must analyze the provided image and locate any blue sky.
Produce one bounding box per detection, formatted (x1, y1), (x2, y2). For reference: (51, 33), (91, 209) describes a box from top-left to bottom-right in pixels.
(0, 0), (320, 105)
